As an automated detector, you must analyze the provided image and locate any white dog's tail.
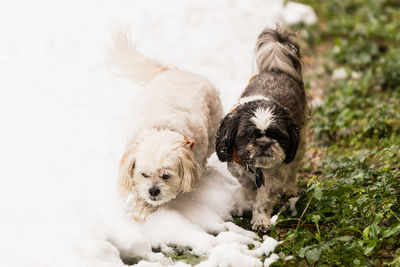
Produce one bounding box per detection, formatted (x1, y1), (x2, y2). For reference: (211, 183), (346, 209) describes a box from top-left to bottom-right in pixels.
(108, 30), (174, 86)
(255, 25), (303, 82)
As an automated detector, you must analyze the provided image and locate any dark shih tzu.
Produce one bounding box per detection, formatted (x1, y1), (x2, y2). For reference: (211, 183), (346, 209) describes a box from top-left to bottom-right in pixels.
(215, 26), (308, 231)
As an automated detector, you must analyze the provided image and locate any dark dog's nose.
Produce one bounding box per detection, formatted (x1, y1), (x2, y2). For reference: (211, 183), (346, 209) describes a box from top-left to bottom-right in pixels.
(258, 141), (272, 151)
(149, 187), (160, 197)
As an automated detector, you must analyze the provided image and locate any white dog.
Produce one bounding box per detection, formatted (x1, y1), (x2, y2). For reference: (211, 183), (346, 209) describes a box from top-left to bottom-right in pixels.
(108, 32), (223, 221)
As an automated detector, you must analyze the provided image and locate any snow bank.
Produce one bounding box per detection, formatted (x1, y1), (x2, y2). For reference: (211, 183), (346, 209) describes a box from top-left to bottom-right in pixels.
(0, 0), (316, 266)
(280, 2), (317, 25)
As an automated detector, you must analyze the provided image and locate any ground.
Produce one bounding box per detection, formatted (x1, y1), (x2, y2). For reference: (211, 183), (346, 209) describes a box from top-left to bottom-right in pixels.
(255, 1), (400, 265)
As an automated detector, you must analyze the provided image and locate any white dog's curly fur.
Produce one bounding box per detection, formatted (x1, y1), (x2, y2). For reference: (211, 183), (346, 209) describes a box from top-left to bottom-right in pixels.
(108, 31), (223, 221)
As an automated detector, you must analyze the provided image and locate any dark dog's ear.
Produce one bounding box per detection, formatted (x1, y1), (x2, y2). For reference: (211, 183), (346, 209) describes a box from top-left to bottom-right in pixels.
(283, 121), (299, 164)
(215, 112), (239, 162)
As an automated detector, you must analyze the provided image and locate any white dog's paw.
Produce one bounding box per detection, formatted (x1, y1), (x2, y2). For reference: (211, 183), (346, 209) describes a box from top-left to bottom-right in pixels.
(251, 213), (271, 232)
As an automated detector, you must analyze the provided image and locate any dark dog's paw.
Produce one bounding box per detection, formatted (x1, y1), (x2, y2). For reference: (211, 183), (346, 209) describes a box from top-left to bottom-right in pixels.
(251, 213), (271, 232)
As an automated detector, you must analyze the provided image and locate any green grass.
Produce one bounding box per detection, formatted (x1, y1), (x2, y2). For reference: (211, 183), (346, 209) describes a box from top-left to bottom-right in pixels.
(265, 0), (400, 265)
(163, 245), (204, 266)
(271, 147), (400, 266)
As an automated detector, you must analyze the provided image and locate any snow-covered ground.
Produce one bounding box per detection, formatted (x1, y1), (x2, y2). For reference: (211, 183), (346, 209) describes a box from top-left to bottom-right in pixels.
(0, 1), (315, 266)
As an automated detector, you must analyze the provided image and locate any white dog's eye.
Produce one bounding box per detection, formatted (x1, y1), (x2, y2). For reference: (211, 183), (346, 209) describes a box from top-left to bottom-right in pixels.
(161, 174), (171, 180)
(141, 172), (150, 178)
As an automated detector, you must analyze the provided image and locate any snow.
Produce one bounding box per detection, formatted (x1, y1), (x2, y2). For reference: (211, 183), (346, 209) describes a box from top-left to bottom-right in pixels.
(0, 0), (315, 266)
(280, 2), (317, 25)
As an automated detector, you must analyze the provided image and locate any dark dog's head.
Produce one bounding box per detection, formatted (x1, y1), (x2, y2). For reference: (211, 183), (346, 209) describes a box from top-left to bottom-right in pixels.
(216, 100), (299, 168)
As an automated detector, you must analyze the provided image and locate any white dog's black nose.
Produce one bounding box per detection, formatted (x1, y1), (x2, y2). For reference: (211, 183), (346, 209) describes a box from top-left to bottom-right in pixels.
(149, 187), (160, 197)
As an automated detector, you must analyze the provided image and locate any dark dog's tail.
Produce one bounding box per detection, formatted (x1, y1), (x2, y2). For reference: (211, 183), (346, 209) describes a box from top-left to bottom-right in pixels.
(255, 25), (303, 82)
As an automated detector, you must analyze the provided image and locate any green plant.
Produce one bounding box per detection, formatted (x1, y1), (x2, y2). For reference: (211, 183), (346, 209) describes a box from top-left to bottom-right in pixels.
(267, 0), (400, 265)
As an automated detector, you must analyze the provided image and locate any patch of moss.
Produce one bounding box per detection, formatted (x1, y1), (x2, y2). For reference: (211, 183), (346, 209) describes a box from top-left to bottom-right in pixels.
(163, 245), (204, 265)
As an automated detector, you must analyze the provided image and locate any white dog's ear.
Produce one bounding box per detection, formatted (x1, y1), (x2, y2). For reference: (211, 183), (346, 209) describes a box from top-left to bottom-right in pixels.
(118, 142), (138, 195)
(179, 147), (200, 193)
(184, 137), (196, 150)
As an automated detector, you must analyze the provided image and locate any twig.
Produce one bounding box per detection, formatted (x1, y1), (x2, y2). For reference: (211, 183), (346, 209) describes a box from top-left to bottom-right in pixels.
(296, 195), (314, 229)
(390, 207), (400, 222)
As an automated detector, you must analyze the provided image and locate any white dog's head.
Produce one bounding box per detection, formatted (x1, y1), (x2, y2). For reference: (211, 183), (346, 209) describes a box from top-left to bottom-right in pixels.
(119, 129), (199, 206)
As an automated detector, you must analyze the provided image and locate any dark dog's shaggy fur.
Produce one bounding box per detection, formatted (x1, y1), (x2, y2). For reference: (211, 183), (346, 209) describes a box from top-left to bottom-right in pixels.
(216, 26), (308, 231)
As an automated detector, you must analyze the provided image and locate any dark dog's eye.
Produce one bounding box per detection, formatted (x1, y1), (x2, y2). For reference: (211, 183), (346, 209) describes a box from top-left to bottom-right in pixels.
(161, 174), (171, 180)
(248, 129), (262, 139)
(247, 130), (255, 139)
(141, 172), (149, 178)
(265, 128), (283, 140)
